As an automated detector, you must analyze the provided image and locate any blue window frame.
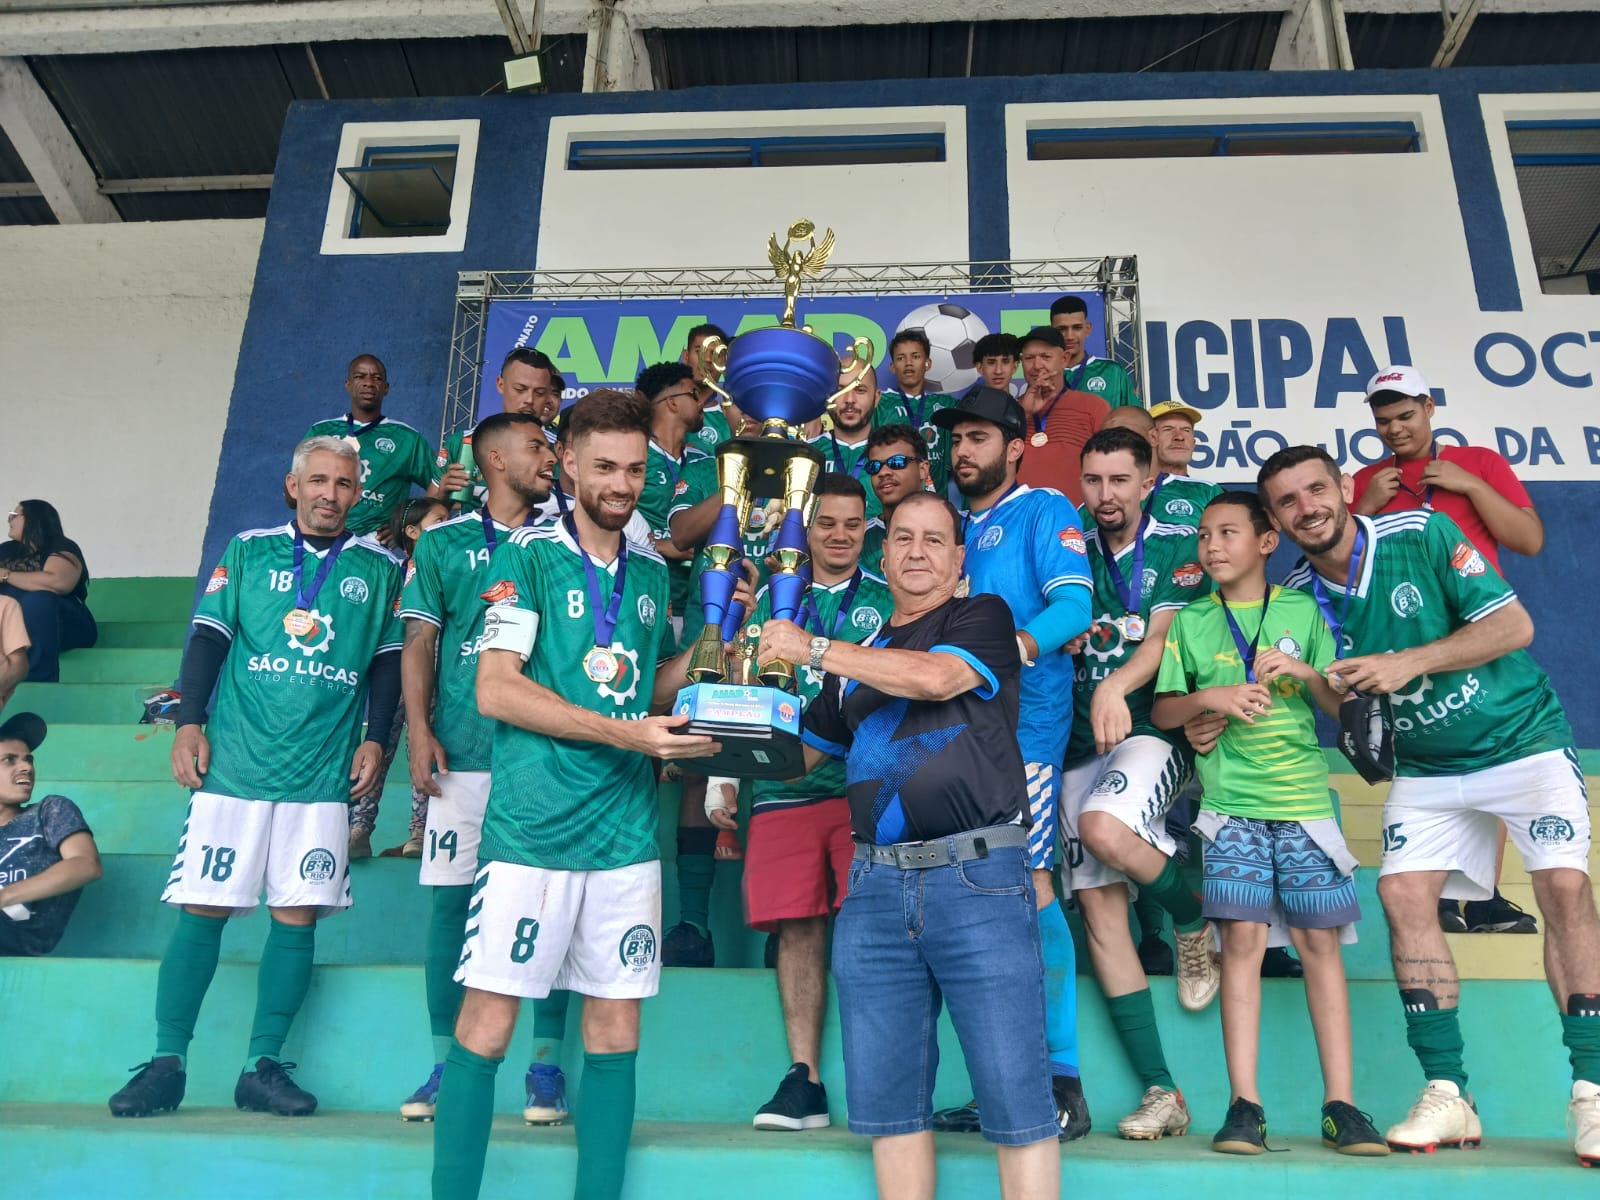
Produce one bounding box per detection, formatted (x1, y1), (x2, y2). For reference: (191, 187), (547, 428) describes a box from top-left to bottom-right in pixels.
(1506, 120), (1600, 288)
(1027, 121), (1421, 160)
(338, 143), (458, 238)
(566, 132), (945, 171)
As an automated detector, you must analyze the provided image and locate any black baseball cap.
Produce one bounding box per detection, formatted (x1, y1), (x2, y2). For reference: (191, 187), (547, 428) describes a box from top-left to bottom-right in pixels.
(932, 386), (1027, 442)
(1019, 325), (1066, 351)
(0, 711), (47, 751)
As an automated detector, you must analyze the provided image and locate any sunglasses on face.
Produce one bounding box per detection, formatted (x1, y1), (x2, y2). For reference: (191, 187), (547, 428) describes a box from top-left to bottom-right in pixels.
(864, 454), (913, 475)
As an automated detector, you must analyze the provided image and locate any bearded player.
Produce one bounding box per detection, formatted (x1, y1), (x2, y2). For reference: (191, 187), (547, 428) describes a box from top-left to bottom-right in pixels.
(430, 390), (749, 1200)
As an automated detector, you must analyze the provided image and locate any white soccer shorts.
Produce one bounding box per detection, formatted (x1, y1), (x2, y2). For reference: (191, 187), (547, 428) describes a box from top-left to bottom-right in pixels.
(1381, 747), (1591, 900)
(418, 770), (491, 886)
(454, 858), (662, 1000)
(1059, 735), (1192, 893)
(161, 791), (352, 916)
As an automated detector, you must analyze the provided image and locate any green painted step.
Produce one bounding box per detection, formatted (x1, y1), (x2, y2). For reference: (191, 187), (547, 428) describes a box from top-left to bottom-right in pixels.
(22, 724), (180, 779)
(13, 683), (166, 725)
(0, 958), (1582, 1141)
(58, 649), (179, 685)
(3, 1106), (1584, 1200)
(92, 621), (189, 649)
(87, 577), (196, 624)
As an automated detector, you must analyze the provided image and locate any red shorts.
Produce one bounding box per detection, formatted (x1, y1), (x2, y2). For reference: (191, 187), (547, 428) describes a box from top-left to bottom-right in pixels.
(743, 797), (854, 934)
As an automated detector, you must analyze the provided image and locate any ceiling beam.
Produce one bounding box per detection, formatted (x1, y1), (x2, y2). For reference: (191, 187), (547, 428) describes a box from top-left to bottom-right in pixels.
(1432, 0), (1485, 64)
(0, 56), (118, 222)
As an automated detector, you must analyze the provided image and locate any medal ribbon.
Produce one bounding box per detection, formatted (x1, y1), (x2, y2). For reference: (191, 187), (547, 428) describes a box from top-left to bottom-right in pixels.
(961, 482), (1022, 541)
(1308, 525), (1367, 661)
(566, 516), (628, 651)
(1392, 441), (1437, 509)
(1220, 587), (1276, 684)
(480, 508), (539, 554)
(1032, 387), (1067, 437)
(904, 392), (930, 431)
(828, 433), (867, 480)
(344, 413), (387, 438)
(1145, 471), (1169, 514)
(651, 439), (687, 493)
(804, 570), (864, 640)
(1098, 515), (1148, 616)
(1065, 360), (1090, 392)
(292, 528), (351, 612)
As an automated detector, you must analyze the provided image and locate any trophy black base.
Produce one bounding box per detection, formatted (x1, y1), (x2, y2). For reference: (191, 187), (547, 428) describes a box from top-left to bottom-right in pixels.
(723, 436), (825, 502)
(671, 682), (805, 779)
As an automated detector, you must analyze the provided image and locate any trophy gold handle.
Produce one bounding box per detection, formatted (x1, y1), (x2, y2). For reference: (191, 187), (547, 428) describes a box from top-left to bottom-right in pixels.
(824, 336), (876, 410)
(696, 335), (733, 404)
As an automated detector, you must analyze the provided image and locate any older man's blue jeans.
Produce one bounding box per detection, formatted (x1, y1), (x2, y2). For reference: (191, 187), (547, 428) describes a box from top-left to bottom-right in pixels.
(832, 835), (1057, 1145)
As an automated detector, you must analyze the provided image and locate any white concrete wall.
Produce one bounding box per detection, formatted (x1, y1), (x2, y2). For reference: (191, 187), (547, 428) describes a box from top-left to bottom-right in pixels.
(0, 219), (262, 578)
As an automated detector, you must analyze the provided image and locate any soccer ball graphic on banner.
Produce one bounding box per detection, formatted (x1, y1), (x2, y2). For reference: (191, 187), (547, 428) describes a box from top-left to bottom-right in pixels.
(896, 303), (988, 394)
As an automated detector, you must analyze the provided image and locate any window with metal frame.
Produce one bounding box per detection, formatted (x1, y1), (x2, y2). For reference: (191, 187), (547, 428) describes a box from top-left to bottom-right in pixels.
(1507, 120), (1600, 294)
(337, 143), (459, 239)
(566, 132), (945, 171)
(1027, 121), (1422, 161)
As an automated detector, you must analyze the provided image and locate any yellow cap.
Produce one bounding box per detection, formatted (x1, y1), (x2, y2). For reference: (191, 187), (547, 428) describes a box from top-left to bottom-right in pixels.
(1147, 400), (1202, 425)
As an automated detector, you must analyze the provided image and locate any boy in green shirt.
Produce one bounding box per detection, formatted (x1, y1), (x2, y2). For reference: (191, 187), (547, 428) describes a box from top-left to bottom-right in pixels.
(1153, 491), (1387, 1159)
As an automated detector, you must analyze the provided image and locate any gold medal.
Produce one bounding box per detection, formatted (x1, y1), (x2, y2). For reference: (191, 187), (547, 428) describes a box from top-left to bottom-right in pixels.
(283, 608), (316, 637)
(583, 645), (620, 684)
(1030, 431), (1048, 447)
(1118, 613), (1147, 642)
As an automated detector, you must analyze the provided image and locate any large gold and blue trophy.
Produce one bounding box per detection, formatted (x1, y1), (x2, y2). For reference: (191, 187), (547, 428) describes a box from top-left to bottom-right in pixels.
(673, 220), (872, 778)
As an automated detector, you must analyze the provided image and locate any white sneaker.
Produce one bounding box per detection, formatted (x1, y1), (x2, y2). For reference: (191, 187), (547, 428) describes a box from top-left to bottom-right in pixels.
(1174, 923), (1221, 1011)
(1570, 1079), (1600, 1168)
(1384, 1079), (1483, 1152)
(1116, 1085), (1191, 1140)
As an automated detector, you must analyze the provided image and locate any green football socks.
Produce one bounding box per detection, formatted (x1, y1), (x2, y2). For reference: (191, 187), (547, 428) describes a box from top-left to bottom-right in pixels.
(530, 990), (571, 1066)
(427, 885), (472, 1061)
(676, 828), (716, 932)
(1143, 858), (1206, 935)
(575, 1051), (638, 1200)
(1562, 997), (1600, 1086)
(246, 917), (315, 1063)
(1403, 1006), (1468, 1089)
(154, 909), (228, 1064)
(432, 1040), (502, 1200)
(1105, 988), (1177, 1091)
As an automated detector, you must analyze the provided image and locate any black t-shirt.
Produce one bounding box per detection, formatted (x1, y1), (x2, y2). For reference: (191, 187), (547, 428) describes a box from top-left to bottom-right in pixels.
(0, 538), (90, 602)
(0, 794), (91, 955)
(802, 593), (1026, 844)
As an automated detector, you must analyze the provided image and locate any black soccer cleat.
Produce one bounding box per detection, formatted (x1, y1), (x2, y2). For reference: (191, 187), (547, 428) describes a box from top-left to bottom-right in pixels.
(661, 922), (715, 968)
(1212, 1096), (1267, 1155)
(109, 1056), (186, 1118)
(1054, 1074), (1092, 1142)
(931, 1098), (982, 1133)
(1137, 935), (1175, 977)
(236, 1058), (318, 1116)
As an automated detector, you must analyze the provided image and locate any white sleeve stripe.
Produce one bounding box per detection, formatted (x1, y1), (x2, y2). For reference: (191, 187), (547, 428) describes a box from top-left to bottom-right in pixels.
(375, 642), (403, 655)
(191, 615), (234, 639)
(1464, 592), (1516, 622)
(1042, 574), (1092, 592)
(1151, 601), (1185, 613)
(398, 608), (443, 628)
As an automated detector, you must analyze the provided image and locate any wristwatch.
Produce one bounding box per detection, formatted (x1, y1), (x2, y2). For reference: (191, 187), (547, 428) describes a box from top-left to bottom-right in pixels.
(809, 636), (831, 671)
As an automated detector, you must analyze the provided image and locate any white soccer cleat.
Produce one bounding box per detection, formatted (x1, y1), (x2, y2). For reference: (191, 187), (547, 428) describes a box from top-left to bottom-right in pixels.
(1384, 1079), (1483, 1152)
(1174, 923), (1221, 1011)
(1570, 1079), (1600, 1168)
(1116, 1085), (1191, 1140)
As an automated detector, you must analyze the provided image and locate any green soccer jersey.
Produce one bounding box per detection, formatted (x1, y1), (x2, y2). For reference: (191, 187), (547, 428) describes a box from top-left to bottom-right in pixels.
(859, 518), (886, 576)
(671, 454), (775, 647)
(192, 524), (404, 802)
(398, 511), (529, 772)
(640, 439), (708, 618)
(1146, 472), (1223, 529)
(477, 522), (672, 871)
(1065, 520), (1209, 767)
(808, 431), (882, 519)
(875, 390), (956, 493)
(1066, 357), (1140, 409)
(305, 414), (437, 536)
(689, 405), (734, 454)
(1283, 512), (1572, 777)
(749, 569), (895, 815)
(1156, 588), (1337, 820)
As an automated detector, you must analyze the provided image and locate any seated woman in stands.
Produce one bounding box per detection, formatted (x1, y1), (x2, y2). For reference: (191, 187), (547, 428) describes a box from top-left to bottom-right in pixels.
(0, 500), (98, 682)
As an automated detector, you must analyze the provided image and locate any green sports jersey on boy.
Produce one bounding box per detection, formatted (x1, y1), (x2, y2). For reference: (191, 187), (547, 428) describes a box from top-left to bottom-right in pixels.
(1156, 587), (1336, 820)
(304, 414), (437, 535)
(477, 521), (671, 871)
(748, 569), (895, 815)
(1146, 473), (1223, 529)
(399, 511), (534, 772)
(1065, 519), (1209, 767)
(192, 524), (404, 803)
(640, 439), (708, 617)
(875, 390), (955, 492)
(1283, 511), (1572, 777)
(671, 454), (775, 647)
(1066, 357), (1140, 409)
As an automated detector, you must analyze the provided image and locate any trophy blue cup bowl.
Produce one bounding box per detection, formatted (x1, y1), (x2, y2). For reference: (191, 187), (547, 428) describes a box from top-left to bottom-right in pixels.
(723, 325), (841, 430)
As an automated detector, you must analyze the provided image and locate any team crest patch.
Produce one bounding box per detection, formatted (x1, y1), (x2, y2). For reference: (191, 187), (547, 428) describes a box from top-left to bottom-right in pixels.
(205, 566), (228, 594)
(299, 848), (337, 882)
(638, 595), (657, 629)
(1058, 526), (1087, 554)
(1390, 582), (1425, 618)
(481, 580), (519, 605)
(1450, 541), (1486, 578)
(975, 525), (1004, 551)
(340, 577), (370, 605)
(1141, 567), (1158, 597)
(374, 436), (397, 454)
(1087, 377), (1107, 392)
(853, 609), (882, 634)
(1172, 561), (1205, 588)
(1091, 770), (1129, 796)
(619, 924), (657, 972)
(1273, 636), (1303, 660)
(1529, 815), (1576, 846)
(1165, 498), (1196, 517)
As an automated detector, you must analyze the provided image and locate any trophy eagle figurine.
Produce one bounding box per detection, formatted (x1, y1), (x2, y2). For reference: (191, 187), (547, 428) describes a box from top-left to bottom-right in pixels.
(767, 219), (835, 328)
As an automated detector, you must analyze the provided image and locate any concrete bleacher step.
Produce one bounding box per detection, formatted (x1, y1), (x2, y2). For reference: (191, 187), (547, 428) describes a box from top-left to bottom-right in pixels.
(92, 620), (190, 649)
(13, 682), (165, 725)
(58, 649), (179, 686)
(4, 1104), (1583, 1200)
(1, 957), (1583, 1141)
(87, 577), (197, 624)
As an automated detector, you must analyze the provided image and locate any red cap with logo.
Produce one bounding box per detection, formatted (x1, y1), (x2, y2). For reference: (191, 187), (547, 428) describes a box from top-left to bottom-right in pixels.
(1364, 365), (1431, 404)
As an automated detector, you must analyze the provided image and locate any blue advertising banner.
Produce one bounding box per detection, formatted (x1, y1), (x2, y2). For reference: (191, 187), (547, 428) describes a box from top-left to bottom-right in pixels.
(475, 290), (1106, 418)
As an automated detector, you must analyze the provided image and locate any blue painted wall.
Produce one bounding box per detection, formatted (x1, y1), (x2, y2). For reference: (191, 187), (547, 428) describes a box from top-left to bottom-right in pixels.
(207, 65), (1600, 743)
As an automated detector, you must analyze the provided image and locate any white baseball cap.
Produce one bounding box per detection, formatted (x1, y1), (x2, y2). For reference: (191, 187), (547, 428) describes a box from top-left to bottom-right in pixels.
(1364, 365), (1431, 404)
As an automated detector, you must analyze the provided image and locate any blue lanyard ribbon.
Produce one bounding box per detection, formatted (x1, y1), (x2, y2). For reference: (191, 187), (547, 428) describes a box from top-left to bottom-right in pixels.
(1032, 387), (1067, 436)
(480, 508), (538, 554)
(344, 414), (386, 437)
(1220, 588), (1275, 683)
(1145, 471), (1170, 513)
(565, 516), (628, 649)
(1307, 525), (1367, 660)
(829, 433), (867, 480)
(292, 528), (350, 611)
(1098, 516), (1148, 615)
(1065, 360), (1090, 392)
(903, 392), (931, 430)
(802, 569), (864, 640)
(961, 482), (1022, 541)
(651, 440), (686, 493)
(1392, 441), (1437, 509)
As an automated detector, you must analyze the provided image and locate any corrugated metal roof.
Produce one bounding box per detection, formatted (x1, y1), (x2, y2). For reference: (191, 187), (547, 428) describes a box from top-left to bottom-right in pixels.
(1347, 11), (1600, 68)
(0, 124), (33, 185)
(0, 196), (55, 225)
